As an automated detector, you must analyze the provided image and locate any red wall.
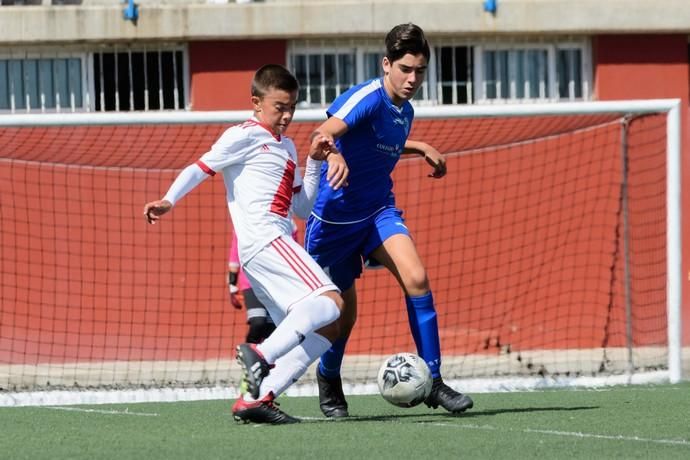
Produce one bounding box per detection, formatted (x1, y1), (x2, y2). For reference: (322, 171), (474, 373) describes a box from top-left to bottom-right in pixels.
(593, 34), (690, 346)
(189, 40), (287, 110)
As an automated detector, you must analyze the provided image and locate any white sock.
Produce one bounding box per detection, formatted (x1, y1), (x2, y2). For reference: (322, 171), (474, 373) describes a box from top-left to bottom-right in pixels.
(259, 332), (332, 399)
(257, 295), (339, 364)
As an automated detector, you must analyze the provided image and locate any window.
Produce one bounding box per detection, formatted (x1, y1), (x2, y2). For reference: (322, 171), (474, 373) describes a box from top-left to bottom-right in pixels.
(290, 49), (356, 106)
(1, 1), (43, 5)
(557, 47), (584, 99)
(436, 45), (473, 104)
(362, 51), (384, 81)
(478, 47), (549, 100)
(289, 41), (436, 107)
(0, 44), (188, 113)
(474, 41), (590, 103)
(0, 56), (84, 112)
(93, 47), (186, 111)
(1, 1), (82, 5)
(288, 38), (591, 107)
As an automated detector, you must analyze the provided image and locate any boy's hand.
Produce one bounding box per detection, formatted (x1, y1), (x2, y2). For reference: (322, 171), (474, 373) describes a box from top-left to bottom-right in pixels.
(308, 134), (335, 161)
(325, 150), (348, 190)
(227, 272), (242, 309)
(144, 200), (172, 224)
(423, 147), (447, 178)
(309, 135), (349, 190)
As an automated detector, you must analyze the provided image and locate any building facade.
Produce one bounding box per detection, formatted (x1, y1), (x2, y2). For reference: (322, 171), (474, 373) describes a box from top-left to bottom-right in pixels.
(1, 1), (687, 113)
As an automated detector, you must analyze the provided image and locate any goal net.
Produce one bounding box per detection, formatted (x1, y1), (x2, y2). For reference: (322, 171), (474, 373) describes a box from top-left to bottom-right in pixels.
(0, 100), (682, 406)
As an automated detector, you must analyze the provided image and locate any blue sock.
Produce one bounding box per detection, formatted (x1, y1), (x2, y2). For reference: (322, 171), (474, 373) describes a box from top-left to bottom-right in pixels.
(405, 292), (442, 378)
(318, 337), (348, 379)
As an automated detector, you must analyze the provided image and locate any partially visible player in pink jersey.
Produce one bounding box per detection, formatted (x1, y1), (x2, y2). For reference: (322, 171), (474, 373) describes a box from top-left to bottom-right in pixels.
(143, 64), (349, 425)
(228, 219), (299, 343)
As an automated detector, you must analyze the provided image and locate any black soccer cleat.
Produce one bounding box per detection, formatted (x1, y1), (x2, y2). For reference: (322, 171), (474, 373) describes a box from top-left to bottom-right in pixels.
(316, 368), (349, 418)
(236, 343), (271, 400)
(424, 377), (474, 413)
(232, 392), (300, 425)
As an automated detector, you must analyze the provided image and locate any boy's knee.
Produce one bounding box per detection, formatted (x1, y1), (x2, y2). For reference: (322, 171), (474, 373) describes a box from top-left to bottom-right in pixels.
(316, 321), (341, 342)
(404, 268), (429, 295)
(321, 290), (345, 312)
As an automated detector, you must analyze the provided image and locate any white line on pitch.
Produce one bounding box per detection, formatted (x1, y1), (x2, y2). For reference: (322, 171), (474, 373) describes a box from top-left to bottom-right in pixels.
(423, 422), (690, 447)
(43, 406), (159, 417)
(524, 428), (690, 446)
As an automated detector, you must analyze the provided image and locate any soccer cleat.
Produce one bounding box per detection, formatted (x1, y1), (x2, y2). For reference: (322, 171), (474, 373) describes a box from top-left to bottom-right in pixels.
(232, 392), (300, 425)
(236, 343), (271, 400)
(424, 377), (474, 413)
(316, 368), (349, 418)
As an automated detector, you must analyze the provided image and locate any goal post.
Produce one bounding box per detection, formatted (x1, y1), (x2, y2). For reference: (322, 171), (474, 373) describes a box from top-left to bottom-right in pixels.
(410, 99), (682, 386)
(0, 99), (682, 406)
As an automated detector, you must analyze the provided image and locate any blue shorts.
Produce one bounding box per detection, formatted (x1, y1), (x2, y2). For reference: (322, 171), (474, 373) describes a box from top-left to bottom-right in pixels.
(305, 206), (410, 291)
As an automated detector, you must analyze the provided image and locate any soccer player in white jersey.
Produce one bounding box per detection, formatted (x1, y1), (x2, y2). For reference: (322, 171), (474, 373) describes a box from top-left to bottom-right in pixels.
(143, 64), (349, 424)
(305, 23), (474, 417)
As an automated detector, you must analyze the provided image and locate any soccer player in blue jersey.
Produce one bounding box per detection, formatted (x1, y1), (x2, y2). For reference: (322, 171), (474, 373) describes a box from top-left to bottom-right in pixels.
(305, 23), (474, 417)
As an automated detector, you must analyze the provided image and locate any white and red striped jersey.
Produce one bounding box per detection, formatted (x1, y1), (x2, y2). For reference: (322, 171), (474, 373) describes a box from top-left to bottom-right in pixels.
(197, 118), (304, 264)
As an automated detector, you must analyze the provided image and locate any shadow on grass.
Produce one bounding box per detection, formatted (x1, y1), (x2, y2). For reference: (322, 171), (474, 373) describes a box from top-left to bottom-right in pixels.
(456, 405), (599, 417)
(302, 405), (599, 423)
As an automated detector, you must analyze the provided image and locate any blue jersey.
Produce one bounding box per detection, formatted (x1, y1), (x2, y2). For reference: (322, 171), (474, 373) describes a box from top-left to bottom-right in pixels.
(310, 78), (414, 223)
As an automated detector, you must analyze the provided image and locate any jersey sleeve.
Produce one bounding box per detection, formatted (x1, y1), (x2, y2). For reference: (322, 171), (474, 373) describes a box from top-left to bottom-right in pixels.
(197, 125), (251, 174)
(327, 80), (381, 130)
(291, 157), (324, 219)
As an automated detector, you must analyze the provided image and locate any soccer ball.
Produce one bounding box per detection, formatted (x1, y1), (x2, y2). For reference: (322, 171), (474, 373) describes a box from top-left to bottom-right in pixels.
(377, 352), (433, 408)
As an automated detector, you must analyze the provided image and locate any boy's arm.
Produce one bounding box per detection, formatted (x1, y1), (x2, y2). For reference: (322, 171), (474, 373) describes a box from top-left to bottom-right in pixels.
(144, 163), (209, 224)
(227, 267), (242, 309)
(291, 135), (348, 219)
(403, 139), (447, 179)
(291, 157), (324, 220)
(311, 116), (349, 143)
(310, 117), (350, 186)
(227, 232), (242, 309)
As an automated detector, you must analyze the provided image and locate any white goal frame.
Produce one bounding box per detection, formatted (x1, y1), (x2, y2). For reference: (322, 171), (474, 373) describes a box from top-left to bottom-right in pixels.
(0, 99), (682, 406)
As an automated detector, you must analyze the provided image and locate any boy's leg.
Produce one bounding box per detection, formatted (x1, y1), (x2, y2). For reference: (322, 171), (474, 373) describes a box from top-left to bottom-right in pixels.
(232, 332), (333, 425)
(238, 293), (340, 399)
(260, 332), (333, 398)
(237, 236), (341, 399)
(318, 286), (357, 377)
(370, 231), (447, 375)
(305, 215), (367, 417)
(404, 292), (441, 377)
(371, 210), (474, 414)
(243, 288), (275, 344)
(401, 291), (473, 413)
(316, 287), (357, 417)
(246, 316), (274, 344)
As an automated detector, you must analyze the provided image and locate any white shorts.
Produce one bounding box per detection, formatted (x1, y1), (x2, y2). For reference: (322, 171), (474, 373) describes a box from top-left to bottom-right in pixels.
(243, 234), (338, 324)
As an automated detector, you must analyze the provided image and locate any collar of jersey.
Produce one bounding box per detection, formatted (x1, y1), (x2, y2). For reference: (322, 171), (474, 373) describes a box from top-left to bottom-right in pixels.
(248, 116), (281, 141)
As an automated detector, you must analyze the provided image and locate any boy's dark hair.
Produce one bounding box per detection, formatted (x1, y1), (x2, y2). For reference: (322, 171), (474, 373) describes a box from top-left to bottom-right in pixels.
(251, 64), (299, 97)
(384, 23), (430, 63)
